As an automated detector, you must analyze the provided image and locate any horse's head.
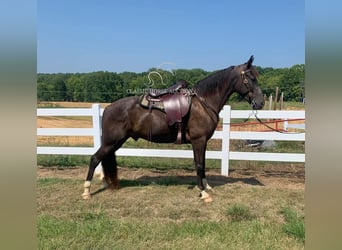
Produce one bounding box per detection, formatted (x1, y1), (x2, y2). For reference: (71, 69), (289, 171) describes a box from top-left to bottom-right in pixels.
(234, 56), (264, 110)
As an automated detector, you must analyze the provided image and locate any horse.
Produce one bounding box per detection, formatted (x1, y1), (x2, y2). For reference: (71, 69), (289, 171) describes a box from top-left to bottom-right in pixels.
(82, 56), (264, 202)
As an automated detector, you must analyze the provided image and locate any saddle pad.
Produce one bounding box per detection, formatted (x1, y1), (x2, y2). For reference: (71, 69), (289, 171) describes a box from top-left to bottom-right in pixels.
(139, 95), (165, 111)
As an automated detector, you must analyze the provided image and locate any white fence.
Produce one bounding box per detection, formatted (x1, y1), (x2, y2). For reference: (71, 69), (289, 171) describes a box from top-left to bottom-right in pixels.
(37, 104), (305, 176)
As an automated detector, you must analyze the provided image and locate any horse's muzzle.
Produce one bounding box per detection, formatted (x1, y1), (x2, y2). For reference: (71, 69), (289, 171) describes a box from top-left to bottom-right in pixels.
(251, 99), (264, 110)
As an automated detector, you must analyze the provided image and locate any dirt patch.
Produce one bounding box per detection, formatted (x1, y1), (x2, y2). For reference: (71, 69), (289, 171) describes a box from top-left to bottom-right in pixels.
(37, 163), (304, 190)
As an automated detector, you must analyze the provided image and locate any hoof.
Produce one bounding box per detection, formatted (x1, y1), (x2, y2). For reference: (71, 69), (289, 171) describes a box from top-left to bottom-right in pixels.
(81, 192), (91, 200)
(203, 196), (213, 203)
(200, 190), (213, 203)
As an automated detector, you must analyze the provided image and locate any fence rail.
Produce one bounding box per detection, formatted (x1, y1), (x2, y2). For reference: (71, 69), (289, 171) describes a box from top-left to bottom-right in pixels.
(37, 104), (305, 176)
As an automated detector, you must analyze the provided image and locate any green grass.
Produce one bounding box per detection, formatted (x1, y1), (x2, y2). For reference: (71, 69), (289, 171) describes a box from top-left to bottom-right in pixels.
(273, 141), (305, 153)
(230, 140), (305, 154)
(283, 102), (305, 109)
(37, 155), (90, 167)
(225, 203), (256, 222)
(122, 138), (193, 150)
(229, 101), (253, 110)
(37, 199), (303, 250)
(38, 215), (295, 250)
(37, 177), (68, 186)
(37, 176), (304, 250)
(279, 207), (305, 243)
(228, 101), (304, 110)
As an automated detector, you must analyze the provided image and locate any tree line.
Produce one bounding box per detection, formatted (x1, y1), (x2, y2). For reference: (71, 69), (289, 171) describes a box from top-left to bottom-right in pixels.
(37, 64), (304, 103)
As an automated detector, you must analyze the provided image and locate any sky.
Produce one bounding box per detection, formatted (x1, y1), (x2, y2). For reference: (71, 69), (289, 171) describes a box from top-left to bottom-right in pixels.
(37, 0), (304, 73)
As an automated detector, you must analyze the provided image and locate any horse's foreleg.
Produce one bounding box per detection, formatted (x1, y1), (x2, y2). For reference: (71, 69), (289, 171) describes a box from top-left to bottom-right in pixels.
(196, 164), (213, 202)
(202, 178), (213, 192)
(192, 139), (213, 202)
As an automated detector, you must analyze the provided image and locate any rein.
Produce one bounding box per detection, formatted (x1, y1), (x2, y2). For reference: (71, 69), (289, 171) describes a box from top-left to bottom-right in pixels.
(221, 109), (304, 134)
(251, 108), (304, 134)
(192, 69), (256, 126)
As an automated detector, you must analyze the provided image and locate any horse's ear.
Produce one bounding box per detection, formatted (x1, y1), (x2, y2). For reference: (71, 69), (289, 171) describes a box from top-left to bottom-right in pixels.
(246, 55), (254, 69)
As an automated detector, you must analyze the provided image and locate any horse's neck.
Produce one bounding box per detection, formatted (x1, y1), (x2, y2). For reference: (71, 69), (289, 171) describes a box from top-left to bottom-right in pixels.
(202, 79), (235, 113)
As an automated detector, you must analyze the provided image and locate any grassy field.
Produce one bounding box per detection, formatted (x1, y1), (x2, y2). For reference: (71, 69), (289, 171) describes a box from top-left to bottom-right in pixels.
(37, 101), (305, 249)
(37, 166), (304, 250)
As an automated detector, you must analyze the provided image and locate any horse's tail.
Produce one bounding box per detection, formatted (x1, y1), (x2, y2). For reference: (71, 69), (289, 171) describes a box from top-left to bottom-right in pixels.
(101, 150), (119, 189)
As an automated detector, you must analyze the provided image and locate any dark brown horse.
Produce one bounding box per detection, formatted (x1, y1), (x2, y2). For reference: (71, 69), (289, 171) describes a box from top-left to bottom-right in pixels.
(82, 56), (264, 202)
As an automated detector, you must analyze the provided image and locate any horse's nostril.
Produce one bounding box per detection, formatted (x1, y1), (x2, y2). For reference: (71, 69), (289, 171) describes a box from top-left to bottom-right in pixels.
(251, 100), (257, 109)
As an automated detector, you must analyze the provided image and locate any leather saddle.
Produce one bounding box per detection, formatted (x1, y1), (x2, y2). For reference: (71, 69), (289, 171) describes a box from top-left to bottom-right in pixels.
(148, 80), (186, 97)
(139, 80), (192, 144)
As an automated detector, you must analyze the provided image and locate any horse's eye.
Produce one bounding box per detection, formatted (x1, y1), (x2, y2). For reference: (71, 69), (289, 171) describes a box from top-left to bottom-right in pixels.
(249, 75), (256, 81)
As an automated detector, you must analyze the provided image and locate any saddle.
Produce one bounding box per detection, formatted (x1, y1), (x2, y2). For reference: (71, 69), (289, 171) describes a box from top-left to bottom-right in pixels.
(139, 81), (192, 144)
(148, 80), (185, 97)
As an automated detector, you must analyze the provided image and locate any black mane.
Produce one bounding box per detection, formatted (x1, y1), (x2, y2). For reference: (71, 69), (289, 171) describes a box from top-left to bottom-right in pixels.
(194, 66), (234, 96)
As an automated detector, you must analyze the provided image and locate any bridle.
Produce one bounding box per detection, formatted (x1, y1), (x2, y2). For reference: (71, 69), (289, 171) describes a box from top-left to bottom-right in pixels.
(194, 69), (256, 124)
(239, 69), (253, 97)
(238, 69), (261, 110)
(238, 70), (303, 134)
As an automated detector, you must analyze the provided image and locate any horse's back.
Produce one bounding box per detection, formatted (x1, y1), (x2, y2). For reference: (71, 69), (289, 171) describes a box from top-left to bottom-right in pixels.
(104, 96), (139, 113)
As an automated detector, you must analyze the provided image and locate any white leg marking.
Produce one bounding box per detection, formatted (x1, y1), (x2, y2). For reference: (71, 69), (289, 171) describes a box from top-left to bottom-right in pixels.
(81, 181), (91, 200)
(200, 190), (213, 203)
(200, 190), (210, 199)
(202, 178), (213, 191)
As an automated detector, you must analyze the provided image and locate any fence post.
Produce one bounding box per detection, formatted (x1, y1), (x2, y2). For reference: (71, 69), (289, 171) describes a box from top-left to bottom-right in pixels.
(221, 105), (231, 176)
(268, 94), (273, 110)
(92, 104), (103, 176)
(283, 118), (288, 131)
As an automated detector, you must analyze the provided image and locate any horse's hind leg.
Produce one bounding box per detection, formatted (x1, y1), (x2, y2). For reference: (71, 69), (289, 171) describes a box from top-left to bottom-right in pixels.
(82, 145), (113, 199)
